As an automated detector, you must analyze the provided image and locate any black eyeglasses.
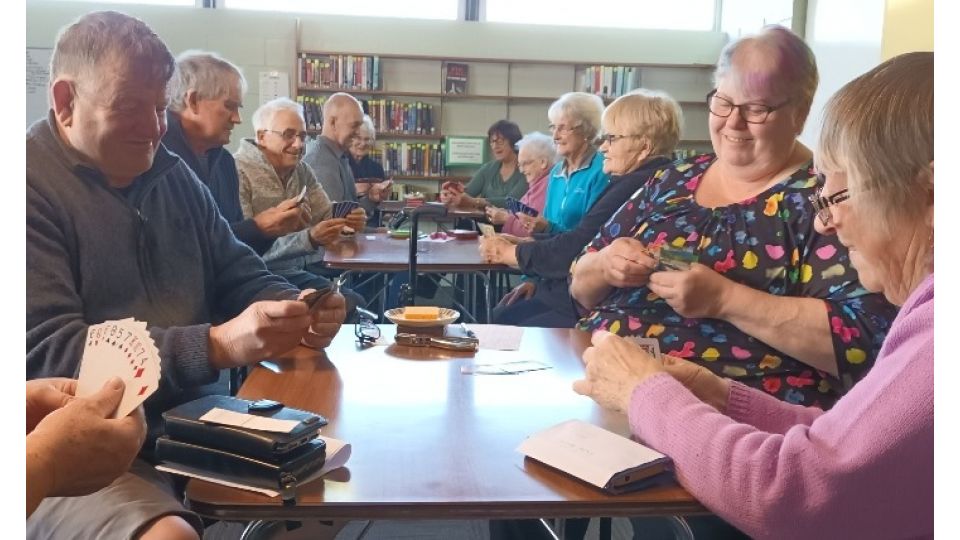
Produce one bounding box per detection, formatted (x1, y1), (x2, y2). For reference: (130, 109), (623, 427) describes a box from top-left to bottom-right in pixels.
(265, 128), (308, 143)
(354, 312), (380, 347)
(596, 133), (640, 145)
(808, 180), (851, 226)
(706, 89), (791, 124)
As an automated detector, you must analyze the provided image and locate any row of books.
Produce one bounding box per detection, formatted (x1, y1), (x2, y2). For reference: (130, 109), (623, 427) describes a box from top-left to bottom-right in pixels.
(369, 143), (447, 177)
(364, 99), (436, 136)
(297, 95), (326, 131)
(579, 65), (641, 99)
(298, 54), (382, 91)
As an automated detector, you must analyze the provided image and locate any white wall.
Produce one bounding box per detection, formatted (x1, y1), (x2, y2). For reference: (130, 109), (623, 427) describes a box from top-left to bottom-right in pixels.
(25, 2), (727, 148)
(799, 0), (885, 149)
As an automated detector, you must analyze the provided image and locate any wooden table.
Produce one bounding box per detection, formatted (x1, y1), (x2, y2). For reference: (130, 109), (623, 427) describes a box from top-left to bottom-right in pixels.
(186, 326), (704, 523)
(324, 233), (506, 321)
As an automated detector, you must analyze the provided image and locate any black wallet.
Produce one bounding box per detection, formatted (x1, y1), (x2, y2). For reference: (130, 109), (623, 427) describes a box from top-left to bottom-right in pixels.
(158, 395), (329, 502)
(162, 395), (326, 462)
(155, 436), (326, 499)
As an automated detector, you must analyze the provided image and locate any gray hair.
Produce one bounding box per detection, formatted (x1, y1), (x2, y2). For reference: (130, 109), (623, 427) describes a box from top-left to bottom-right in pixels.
(359, 114), (376, 139)
(714, 25), (818, 122)
(816, 52), (933, 232)
(168, 50), (247, 112)
(516, 132), (557, 166)
(252, 97), (304, 132)
(548, 92), (605, 142)
(50, 11), (174, 90)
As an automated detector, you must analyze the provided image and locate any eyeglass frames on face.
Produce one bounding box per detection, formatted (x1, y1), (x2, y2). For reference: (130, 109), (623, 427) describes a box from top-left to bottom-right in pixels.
(706, 89), (791, 124)
(596, 133), (640, 146)
(265, 129), (308, 143)
(808, 182), (851, 226)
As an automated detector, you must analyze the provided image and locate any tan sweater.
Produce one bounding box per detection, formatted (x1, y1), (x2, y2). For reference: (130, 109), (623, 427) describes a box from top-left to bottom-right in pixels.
(234, 139), (333, 265)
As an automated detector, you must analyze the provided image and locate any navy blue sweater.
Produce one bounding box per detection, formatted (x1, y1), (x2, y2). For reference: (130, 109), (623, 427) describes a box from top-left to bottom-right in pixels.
(515, 156), (672, 313)
(162, 111), (275, 256)
(26, 113), (299, 444)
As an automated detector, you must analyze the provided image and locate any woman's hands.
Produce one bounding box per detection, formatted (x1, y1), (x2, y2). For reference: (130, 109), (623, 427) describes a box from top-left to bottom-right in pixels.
(648, 263), (736, 319)
(573, 331), (731, 413)
(598, 238), (658, 288)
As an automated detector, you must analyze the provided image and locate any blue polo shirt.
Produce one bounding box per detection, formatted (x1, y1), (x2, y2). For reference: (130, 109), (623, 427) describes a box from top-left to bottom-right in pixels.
(542, 149), (609, 234)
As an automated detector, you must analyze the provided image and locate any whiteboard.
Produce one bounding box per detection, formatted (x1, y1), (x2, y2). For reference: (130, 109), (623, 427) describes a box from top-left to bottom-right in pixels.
(27, 47), (52, 128)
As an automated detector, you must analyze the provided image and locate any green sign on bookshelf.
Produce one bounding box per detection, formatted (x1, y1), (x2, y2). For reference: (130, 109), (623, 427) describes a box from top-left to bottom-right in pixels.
(444, 136), (487, 167)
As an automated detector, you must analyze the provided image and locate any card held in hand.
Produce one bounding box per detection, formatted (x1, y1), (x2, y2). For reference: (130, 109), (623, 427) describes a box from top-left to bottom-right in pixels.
(77, 318), (161, 419)
(626, 337), (661, 360)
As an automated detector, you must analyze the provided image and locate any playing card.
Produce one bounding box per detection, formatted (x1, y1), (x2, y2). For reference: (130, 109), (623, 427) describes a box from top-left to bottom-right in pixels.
(657, 246), (699, 271)
(477, 223), (496, 237)
(294, 185), (308, 205)
(627, 337), (662, 360)
(506, 197), (520, 214)
(77, 319), (161, 419)
(460, 360), (552, 375)
(517, 202), (539, 217)
(332, 201), (359, 219)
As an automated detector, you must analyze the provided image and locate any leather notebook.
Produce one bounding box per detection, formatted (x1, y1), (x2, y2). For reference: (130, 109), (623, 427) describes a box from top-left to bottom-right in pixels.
(161, 395), (327, 462)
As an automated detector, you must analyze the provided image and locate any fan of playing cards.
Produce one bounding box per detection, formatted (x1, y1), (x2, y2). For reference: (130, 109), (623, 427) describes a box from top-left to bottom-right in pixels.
(77, 318), (161, 419)
(331, 200), (359, 219)
(505, 196), (539, 217)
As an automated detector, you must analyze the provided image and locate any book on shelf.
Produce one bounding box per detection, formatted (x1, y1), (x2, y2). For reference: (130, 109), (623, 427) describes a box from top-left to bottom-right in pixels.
(444, 62), (468, 95)
(297, 95), (326, 131)
(361, 99), (436, 136)
(298, 53), (381, 91)
(580, 65), (640, 99)
(379, 142), (447, 177)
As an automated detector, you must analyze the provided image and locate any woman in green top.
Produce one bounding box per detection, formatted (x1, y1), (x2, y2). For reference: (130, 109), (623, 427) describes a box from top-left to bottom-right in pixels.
(440, 120), (528, 210)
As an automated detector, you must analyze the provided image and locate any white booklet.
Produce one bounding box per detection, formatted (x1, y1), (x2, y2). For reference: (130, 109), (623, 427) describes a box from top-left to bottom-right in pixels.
(517, 419), (672, 494)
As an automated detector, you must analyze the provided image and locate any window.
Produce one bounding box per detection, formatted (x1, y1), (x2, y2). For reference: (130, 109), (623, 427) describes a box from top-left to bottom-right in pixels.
(720, 0), (794, 37)
(36, 0), (195, 5)
(485, 0), (716, 31)
(223, 0), (458, 19)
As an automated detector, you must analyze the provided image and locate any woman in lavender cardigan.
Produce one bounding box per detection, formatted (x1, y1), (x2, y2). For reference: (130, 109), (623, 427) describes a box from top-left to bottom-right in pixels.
(575, 52), (933, 540)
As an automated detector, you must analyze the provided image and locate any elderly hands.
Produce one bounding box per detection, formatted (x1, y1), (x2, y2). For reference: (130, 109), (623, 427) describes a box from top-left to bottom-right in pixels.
(573, 331), (730, 414)
(207, 291), (346, 368)
(439, 181), (465, 207)
(253, 195), (311, 238)
(485, 206), (509, 225)
(26, 377), (147, 516)
(478, 234), (518, 267)
(516, 212), (548, 233)
(648, 263), (735, 319)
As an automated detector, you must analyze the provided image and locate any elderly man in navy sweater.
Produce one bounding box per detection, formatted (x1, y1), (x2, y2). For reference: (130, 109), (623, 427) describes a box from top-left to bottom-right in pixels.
(162, 50), (309, 256)
(26, 11), (344, 540)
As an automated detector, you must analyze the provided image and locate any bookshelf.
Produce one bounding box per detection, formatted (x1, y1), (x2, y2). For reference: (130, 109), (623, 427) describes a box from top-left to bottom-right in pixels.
(294, 50), (716, 198)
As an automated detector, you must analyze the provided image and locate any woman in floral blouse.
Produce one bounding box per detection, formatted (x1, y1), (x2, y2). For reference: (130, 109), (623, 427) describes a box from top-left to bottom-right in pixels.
(570, 26), (896, 409)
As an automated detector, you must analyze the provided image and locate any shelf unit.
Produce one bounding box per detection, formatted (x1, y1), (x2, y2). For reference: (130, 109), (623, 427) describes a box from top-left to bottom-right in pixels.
(294, 47), (716, 197)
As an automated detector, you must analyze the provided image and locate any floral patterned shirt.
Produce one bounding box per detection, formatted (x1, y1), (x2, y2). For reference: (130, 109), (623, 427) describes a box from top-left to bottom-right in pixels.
(575, 154), (898, 409)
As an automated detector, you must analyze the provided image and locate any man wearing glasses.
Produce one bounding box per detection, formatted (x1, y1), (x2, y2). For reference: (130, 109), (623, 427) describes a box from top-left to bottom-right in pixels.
(163, 51), (308, 256)
(234, 97), (368, 321)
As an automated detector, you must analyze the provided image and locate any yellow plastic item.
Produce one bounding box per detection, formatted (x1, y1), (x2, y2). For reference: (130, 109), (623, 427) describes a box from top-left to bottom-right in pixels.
(403, 306), (441, 320)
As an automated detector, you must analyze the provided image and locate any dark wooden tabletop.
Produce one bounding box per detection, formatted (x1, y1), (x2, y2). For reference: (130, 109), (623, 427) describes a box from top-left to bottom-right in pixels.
(323, 233), (506, 272)
(185, 326), (704, 521)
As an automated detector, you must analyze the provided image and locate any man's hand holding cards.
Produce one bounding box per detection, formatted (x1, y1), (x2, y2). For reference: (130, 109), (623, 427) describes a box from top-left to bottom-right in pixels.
(77, 319), (160, 419)
(298, 281), (346, 350)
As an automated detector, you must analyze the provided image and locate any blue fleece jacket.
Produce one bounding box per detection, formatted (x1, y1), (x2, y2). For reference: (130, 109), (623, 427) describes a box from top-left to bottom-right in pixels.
(26, 112), (299, 444)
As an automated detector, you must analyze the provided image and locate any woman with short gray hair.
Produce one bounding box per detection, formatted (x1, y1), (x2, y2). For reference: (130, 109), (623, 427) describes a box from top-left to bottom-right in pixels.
(518, 92), (609, 235)
(484, 131), (557, 237)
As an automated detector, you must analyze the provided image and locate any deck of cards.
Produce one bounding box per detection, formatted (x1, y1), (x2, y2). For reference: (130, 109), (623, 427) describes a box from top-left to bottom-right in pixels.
(506, 197), (539, 217)
(656, 246), (699, 272)
(77, 318), (160, 419)
(331, 200), (360, 219)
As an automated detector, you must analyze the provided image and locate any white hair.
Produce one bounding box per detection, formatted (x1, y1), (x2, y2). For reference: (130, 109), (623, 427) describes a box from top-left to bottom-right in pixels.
(252, 97), (304, 132)
(547, 92), (605, 142)
(359, 114), (376, 139)
(516, 132), (557, 165)
(168, 50), (247, 112)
